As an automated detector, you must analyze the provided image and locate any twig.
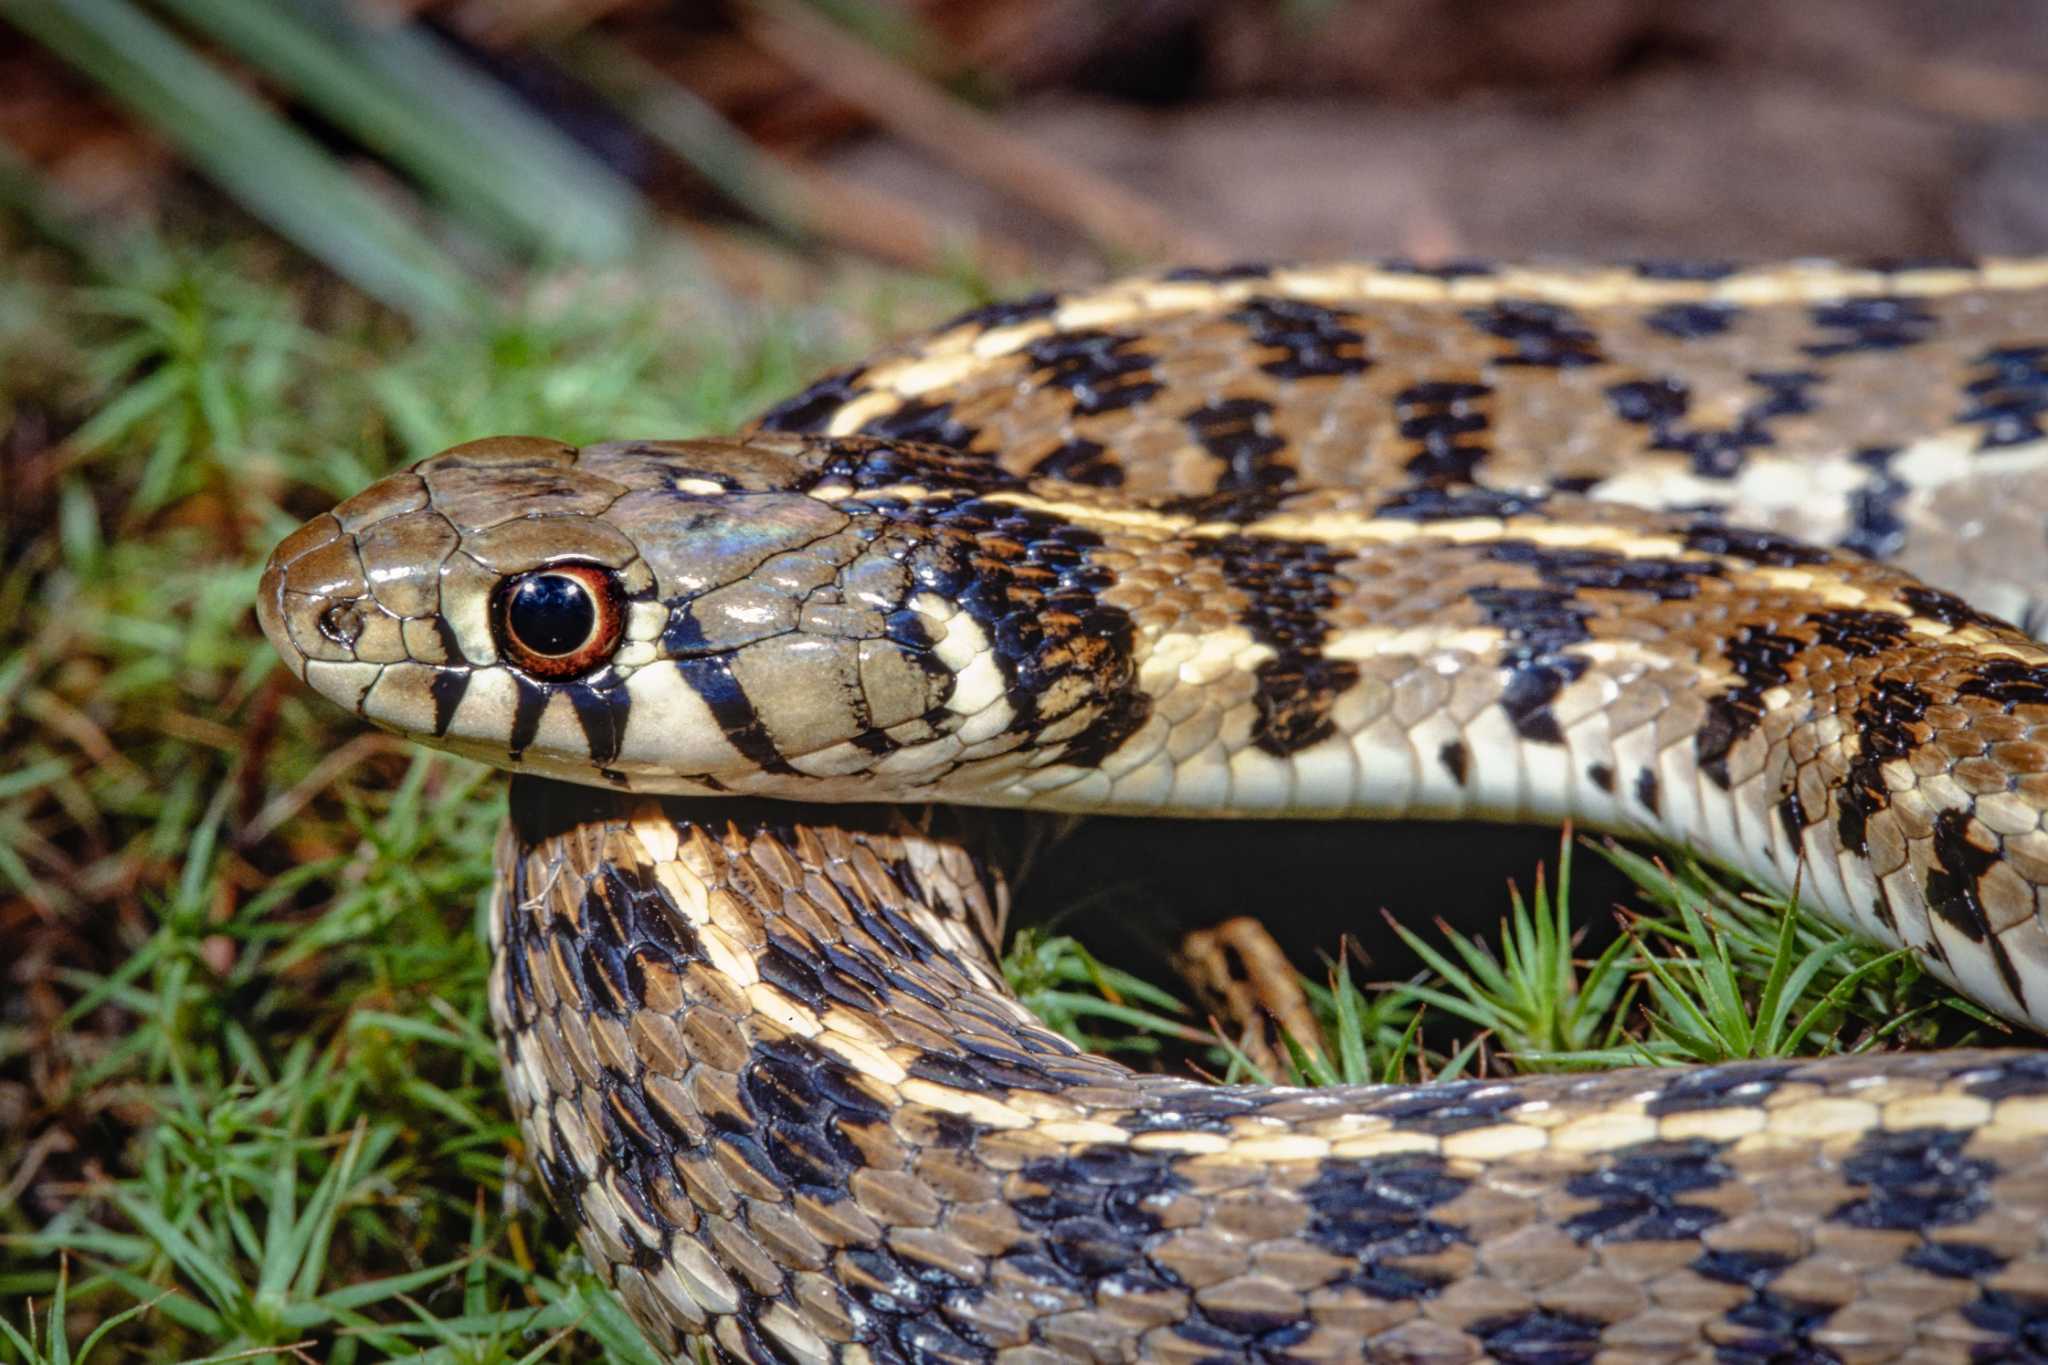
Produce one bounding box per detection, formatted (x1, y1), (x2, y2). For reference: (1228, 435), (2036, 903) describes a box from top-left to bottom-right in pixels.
(238, 731), (407, 847)
(557, 31), (1034, 274)
(741, 0), (1227, 264)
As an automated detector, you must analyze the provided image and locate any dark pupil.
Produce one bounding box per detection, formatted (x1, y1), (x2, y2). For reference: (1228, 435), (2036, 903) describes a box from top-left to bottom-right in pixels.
(508, 573), (595, 656)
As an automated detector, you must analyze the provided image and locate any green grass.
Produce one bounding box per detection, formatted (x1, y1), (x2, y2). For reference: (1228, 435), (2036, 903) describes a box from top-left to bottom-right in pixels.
(0, 234), (971, 1362)
(0, 230), (2009, 1363)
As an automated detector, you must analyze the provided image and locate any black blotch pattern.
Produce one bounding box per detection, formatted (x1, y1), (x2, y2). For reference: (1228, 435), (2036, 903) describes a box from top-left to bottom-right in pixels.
(1157, 486), (1292, 524)
(906, 1046), (1045, 1095)
(1643, 302), (1739, 340)
(1957, 657), (2048, 706)
(799, 438), (1016, 495)
(838, 1242), (960, 1325)
(1643, 1061), (1797, 1117)
(1464, 300), (1605, 368)
(1805, 608), (1912, 658)
(1472, 541), (1719, 745)
(1832, 1126), (1991, 1231)
(1300, 1154), (1472, 1300)
(1681, 522), (1832, 566)
(1692, 1248), (1791, 1290)
(1230, 296), (1372, 378)
(1114, 1083), (1268, 1136)
(1011, 1143), (1187, 1277)
(566, 672), (633, 768)
(1835, 674), (1931, 857)
(1861, 255), (1979, 273)
(1439, 739), (1470, 785)
(1776, 786), (1808, 848)
(1184, 396), (1291, 493)
(940, 291), (1059, 332)
(1603, 370), (1819, 479)
(533, 1114), (588, 1223)
(1375, 485), (1550, 521)
(757, 933), (826, 1006)
(859, 396), (977, 450)
(1803, 295), (1936, 357)
(1026, 329), (1164, 415)
(1926, 808), (2025, 1005)
(1632, 259), (1738, 281)
(1902, 583), (2012, 634)
(1192, 534), (1360, 754)
(1694, 625), (1805, 788)
(1635, 766), (1661, 817)
(508, 672), (550, 761)
(1160, 262), (1274, 282)
(1369, 1081), (1528, 1135)
(1960, 344), (2048, 450)
(674, 653), (801, 776)
(429, 667), (468, 737)
(1714, 1293), (1836, 1362)
(1468, 585), (1591, 745)
(1967, 1053), (2048, 1100)
(755, 365), (867, 433)
(1396, 380), (1493, 482)
(748, 1035), (893, 1194)
(1378, 257), (1496, 279)
(1470, 1311), (1601, 1364)
(1841, 446), (1910, 559)
(491, 808), (750, 1238)
(1562, 1139), (1730, 1243)
(1484, 540), (1720, 600)
(1587, 761), (1615, 793)
(987, 1139), (1332, 1360)
(907, 496), (1150, 769)
(1906, 1241), (2007, 1279)
(1962, 1289), (2048, 1359)
(1028, 437), (1124, 487)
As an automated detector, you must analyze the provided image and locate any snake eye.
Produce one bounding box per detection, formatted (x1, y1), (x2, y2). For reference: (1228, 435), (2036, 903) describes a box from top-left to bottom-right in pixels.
(494, 563), (624, 679)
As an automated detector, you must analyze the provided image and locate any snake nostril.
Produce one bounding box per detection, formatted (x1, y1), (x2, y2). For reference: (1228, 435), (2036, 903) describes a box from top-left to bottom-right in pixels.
(319, 602), (366, 648)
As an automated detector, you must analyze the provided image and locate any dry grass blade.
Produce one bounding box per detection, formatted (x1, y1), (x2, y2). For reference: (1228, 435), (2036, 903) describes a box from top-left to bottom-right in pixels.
(741, 0), (1229, 263)
(556, 32), (1032, 273)
(155, 0), (647, 263)
(3, 0), (475, 320)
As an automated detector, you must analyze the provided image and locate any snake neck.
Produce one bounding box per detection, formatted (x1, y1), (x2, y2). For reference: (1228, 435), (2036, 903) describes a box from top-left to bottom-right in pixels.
(487, 776), (2048, 1365)
(261, 430), (2048, 1031)
(488, 777), (1146, 1359)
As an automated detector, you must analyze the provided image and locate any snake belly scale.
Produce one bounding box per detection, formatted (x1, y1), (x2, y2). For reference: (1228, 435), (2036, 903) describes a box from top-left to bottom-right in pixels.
(258, 259), (2048, 1362)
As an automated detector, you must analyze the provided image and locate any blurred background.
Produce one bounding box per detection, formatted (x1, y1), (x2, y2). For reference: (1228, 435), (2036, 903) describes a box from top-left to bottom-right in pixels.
(5, 3), (2048, 1360)
(8, 0), (2048, 302)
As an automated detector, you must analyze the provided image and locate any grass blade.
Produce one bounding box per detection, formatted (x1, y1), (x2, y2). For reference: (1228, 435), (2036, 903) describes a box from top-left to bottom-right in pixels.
(157, 0), (644, 262)
(5, 0), (475, 319)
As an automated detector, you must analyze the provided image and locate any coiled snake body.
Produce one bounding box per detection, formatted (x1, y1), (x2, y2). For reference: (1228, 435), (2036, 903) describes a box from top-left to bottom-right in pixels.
(260, 261), (2048, 1362)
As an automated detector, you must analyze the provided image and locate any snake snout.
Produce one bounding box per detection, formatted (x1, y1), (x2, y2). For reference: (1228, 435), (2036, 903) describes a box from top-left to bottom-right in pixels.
(258, 510), (407, 709)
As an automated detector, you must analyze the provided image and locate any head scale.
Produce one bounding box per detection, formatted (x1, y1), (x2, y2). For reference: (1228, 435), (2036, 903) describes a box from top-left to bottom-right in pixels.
(257, 435), (1146, 803)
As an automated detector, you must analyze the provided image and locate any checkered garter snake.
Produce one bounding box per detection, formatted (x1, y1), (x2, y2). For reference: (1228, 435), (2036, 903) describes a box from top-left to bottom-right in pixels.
(258, 260), (2048, 1362)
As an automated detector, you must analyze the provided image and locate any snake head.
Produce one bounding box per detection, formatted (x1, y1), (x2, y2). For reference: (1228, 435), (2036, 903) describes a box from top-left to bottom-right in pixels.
(258, 434), (1144, 801)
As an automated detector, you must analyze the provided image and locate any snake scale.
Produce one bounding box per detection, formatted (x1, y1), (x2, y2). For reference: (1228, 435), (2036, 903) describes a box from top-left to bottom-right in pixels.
(258, 259), (2048, 1362)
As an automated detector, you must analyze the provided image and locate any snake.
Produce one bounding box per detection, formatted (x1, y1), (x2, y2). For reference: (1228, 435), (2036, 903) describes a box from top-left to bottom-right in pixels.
(255, 259), (2048, 1362)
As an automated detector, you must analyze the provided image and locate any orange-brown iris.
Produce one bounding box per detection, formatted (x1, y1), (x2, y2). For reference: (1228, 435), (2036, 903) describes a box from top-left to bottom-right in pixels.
(493, 563), (624, 679)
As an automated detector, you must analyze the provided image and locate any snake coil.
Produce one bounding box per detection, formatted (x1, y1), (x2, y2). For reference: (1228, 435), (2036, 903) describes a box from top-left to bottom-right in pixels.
(262, 260), (2048, 1362)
